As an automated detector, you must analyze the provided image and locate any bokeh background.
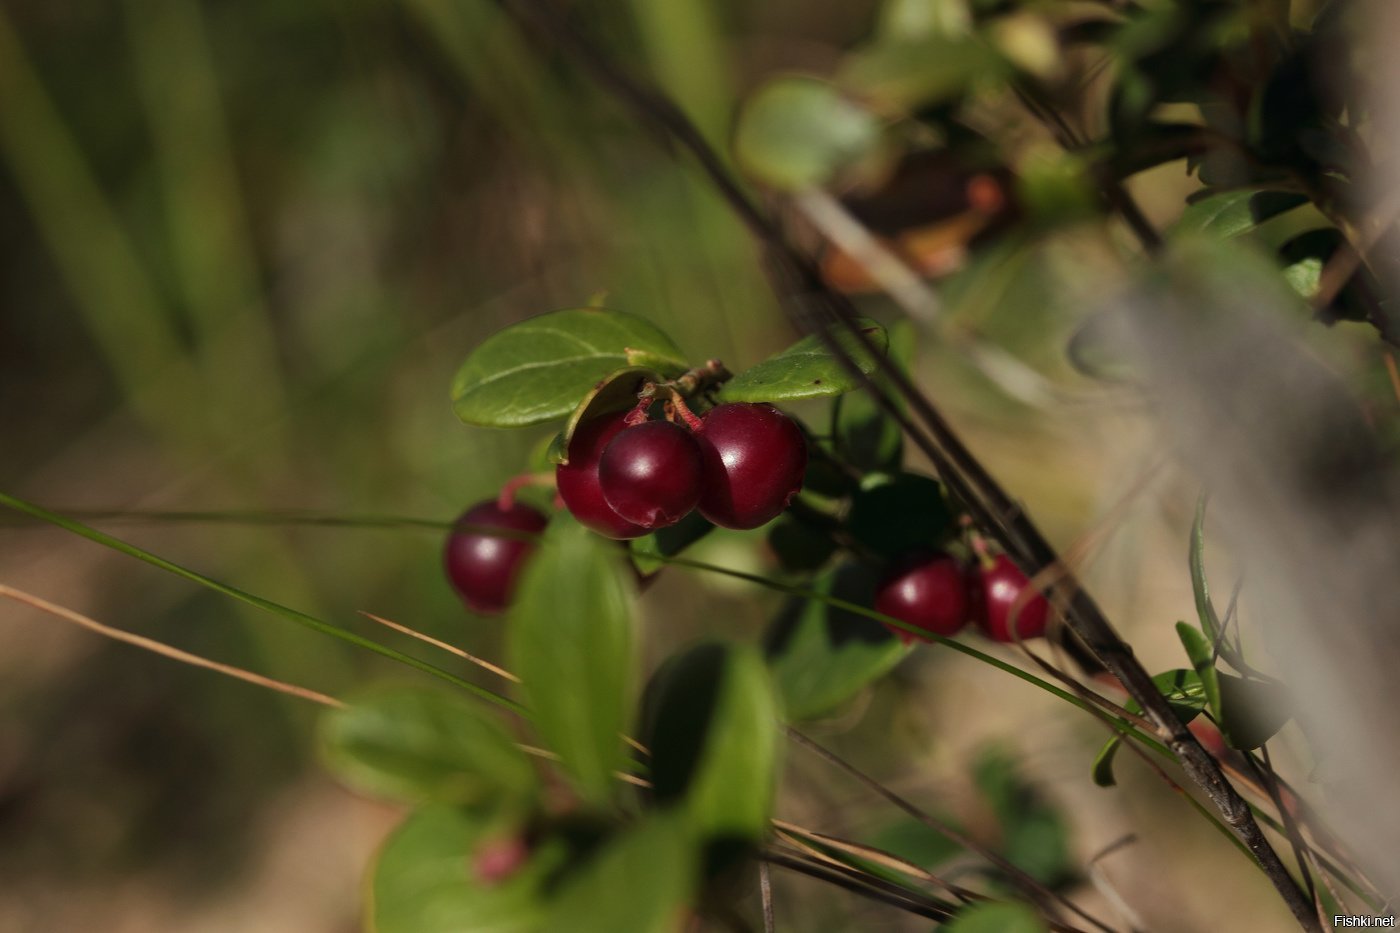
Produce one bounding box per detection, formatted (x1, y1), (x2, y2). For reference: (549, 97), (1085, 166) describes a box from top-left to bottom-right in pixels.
(0, 1), (1386, 930)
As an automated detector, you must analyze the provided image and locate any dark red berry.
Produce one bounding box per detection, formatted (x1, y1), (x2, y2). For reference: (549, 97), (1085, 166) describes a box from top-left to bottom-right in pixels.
(975, 554), (1050, 642)
(598, 420), (703, 529)
(443, 500), (548, 615)
(556, 412), (649, 539)
(695, 403), (807, 530)
(875, 552), (971, 643)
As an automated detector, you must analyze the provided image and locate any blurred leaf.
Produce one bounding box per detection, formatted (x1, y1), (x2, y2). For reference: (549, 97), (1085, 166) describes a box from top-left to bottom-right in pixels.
(733, 76), (880, 190)
(544, 815), (696, 933)
(766, 515), (839, 573)
(845, 472), (954, 559)
(319, 686), (537, 809)
(1174, 189), (1309, 241)
(831, 318), (913, 472)
(720, 319), (888, 401)
(765, 562), (910, 719)
(1218, 674), (1292, 750)
(877, 0), (971, 41)
(974, 746), (1073, 886)
(641, 643), (779, 843)
(1189, 493), (1223, 644)
(869, 819), (964, 871)
(451, 308), (688, 427)
(508, 516), (634, 804)
(840, 36), (1007, 109)
(631, 510), (715, 575)
(946, 901), (1049, 933)
(371, 806), (557, 933)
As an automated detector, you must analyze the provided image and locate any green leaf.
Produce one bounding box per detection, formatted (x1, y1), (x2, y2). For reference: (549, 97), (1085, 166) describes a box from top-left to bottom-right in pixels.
(840, 36), (1007, 109)
(641, 643), (779, 843)
(631, 510), (715, 576)
(766, 515), (839, 573)
(1093, 669), (1208, 788)
(870, 819), (964, 872)
(830, 318), (913, 473)
(1176, 622), (1222, 722)
(765, 562), (910, 719)
(945, 901), (1049, 933)
(720, 319), (889, 402)
(1217, 674), (1291, 750)
(370, 806), (557, 933)
(1173, 189), (1308, 241)
(507, 516), (634, 804)
(974, 746), (1073, 887)
(846, 472), (954, 560)
(1090, 736), (1123, 788)
(734, 76), (881, 190)
(544, 815), (696, 933)
(451, 308), (688, 428)
(319, 686), (537, 809)
(1189, 494), (1223, 645)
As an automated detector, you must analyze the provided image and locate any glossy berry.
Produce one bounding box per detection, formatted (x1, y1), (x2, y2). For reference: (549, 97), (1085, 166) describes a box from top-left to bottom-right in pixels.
(598, 420), (703, 529)
(443, 500), (548, 615)
(556, 412), (649, 539)
(874, 552), (971, 643)
(975, 554), (1050, 642)
(695, 403), (807, 530)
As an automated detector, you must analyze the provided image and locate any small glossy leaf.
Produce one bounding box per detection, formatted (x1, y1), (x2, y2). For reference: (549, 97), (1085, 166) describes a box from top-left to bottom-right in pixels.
(945, 901), (1049, 933)
(765, 562), (910, 719)
(846, 472), (954, 559)
(1176, 623), (1222, 722)
(1091, 736), (1122, 788)
(318, 686), (536, 809)
(641, 643), (779, 844)
(1188, 494), (1222, 643)
(451, 308), (688, 427)
(370, 806), (557, 933)
(734, 76), (881, 190)
(720, 320), (889, 402)
(508, 516), (634, 804)
(544, 815), (696, 933)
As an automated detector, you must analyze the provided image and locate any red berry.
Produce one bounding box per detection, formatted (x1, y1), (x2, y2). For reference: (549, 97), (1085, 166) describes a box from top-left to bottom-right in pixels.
(695, 403), (807, 530)
(556, 412), (649, 539)
(598, 420), (703, 529)
(472, 835), (530, 884)
(874, 552), (971, 643)
(443, 500), (548, 615)
(975, 554), (1050, 642)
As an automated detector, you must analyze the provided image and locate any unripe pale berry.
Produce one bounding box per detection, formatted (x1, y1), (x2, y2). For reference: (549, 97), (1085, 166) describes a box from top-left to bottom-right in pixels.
(975, 554), (1050, 642)
(598, 420), (703, 529)
(695, 403), (807, 530)
(874, 552), (971, 643)
(556, 412), (649, 539)
(443, 500), (548, 615)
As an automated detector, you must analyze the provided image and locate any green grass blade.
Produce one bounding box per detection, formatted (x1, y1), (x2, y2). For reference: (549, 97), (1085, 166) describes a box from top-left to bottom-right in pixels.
(0, 492), (520, 713)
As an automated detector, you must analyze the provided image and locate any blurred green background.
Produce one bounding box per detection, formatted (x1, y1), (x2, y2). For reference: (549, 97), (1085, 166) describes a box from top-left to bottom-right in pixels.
(0, 1), (1360, 930)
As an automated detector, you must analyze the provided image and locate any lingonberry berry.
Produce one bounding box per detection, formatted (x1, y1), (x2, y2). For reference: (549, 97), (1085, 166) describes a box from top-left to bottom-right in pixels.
(556, 412), (649, 539)
(443, 500), (548, 615)
(975, 554), (1050, 642)
(874, 552), (971, 643)
(598, 419), (703, 529)
(695, 403), (807, 530)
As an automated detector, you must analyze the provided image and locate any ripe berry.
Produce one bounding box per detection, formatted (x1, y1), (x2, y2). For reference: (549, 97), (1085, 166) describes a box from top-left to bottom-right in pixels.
(875, 552), (971, 643)
(975, 554), (1050, 642)
(443, 500), (548, 615)
(556, 412), (649, 539)
(598, 420), (703, 529)
(695, 403), (807, 530)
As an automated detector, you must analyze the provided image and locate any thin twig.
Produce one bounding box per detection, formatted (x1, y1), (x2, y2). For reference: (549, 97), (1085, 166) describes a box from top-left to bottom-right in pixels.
(761, 848), (956, 923)
(759, 860), (775, 933)
(360, 610), (521, 682)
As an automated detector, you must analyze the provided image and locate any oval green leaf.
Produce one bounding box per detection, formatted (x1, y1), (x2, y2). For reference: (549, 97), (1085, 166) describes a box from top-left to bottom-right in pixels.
(451, 308), (688, 427)
(764, 561), (910, 720)
(641, 643), (779, 843)
(507, 515), (634, 805)
(544, 815), (696, 933)
(734, 75), (881, 190)
(945, 901), (1049, 933)
(720, 319), (889, 402)
(318, 685), (538, 809)
(846, 472), (954, 559)
(370, 806), (556, 933)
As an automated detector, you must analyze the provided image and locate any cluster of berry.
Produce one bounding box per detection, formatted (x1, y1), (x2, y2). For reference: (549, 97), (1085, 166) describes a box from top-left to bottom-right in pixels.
(875, 552), (1049, 645)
